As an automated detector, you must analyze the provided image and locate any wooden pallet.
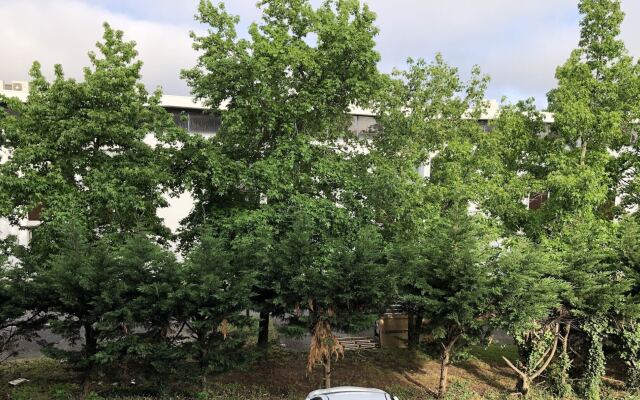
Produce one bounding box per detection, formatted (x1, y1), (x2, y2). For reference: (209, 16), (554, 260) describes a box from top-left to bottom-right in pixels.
(339, 336), (379, 351)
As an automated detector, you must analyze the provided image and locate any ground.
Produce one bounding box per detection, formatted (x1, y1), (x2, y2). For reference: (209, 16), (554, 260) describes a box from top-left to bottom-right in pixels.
(0, 345), (633, 399)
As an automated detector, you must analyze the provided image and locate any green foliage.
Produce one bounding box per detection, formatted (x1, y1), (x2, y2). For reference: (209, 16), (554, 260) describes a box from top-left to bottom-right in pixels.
(0, 22), (184, 388)
(174, 229), (256, 377)
(0, 241), (33, 362)
(482, 99), (551, 239)
(2, 0), (640, 396)
(548, 351), (574, 398)
(493, 238), (566, 336)
(580, 319), (608, 400)
(372, 54), (504, 396)
(0, 24), (181, 239)
(620, 218), (640, 391)
(180, 0), (389, 348)
(275, 201), (389, 332)
(31, 222), (182, 382)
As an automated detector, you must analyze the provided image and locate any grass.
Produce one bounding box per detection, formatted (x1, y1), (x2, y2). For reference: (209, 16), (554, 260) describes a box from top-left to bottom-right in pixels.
(0, 345), (633, 399)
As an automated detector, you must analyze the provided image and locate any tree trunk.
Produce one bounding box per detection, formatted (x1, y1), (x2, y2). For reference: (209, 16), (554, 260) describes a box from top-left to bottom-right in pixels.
(560, 323), (572, 390)
(407, 313), (422, 350)
(583, 327), (605, 400)
(438, 336), (459, 398)
(323, 355), (332, 389)
(80, 322), (97, 400)
(407, 312), (415, 349)
(198, 334), (209, 389)
(84, 322), (97, 358)
(504, 323), (560, 396)
(258, 310), (270, 349)
(438, 348), (450, 398)
(516, 376), (531, 396)
(81, 382), (93, 400)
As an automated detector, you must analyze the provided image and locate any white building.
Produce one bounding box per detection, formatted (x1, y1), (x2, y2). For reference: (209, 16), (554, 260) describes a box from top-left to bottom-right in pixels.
(0, 81), (380, 243)
(2, 79), (564, 245)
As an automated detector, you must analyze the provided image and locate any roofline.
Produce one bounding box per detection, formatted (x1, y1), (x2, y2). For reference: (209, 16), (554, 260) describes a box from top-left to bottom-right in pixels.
(1, 90), (553, 122)
(159, 95), (378, 117)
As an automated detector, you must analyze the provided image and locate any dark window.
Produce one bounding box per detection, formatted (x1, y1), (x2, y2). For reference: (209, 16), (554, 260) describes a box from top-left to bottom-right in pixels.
(172, 112), (189, 131)
(528, 192), (549, 210)
(28, 204), (43, 221)
(478, 119), (492, 132)
(189, 113), (220, 134)
(166, 108), (221, 135)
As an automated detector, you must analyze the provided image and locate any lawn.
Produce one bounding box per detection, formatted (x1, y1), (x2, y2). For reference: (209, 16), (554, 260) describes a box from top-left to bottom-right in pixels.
(0, 345), (634, 399)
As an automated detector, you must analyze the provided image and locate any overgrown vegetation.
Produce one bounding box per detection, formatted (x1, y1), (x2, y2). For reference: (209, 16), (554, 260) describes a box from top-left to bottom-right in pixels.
(1, 0), (640, 399)
(0, 345), (634, 399)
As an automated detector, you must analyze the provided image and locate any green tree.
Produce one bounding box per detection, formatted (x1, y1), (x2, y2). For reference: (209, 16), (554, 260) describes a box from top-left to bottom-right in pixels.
(274, 198), (388, 388)
(180, 0), (385, 381)
(174, 229), (256, 387)
(618, 217), (640, 391)
(371, 56), (512, 397)
(484, 1), (640, 396)
(422, 211), (500, 398)
(0, 23), (183, 397)
(544, 1), (640, 397)
(483, 101), (578, 396)
(94, 233), (183, 389)
(492, 238), (568, 395)
(479, 100), (553, 239)
(26, 220), (181, 397)
(0, 241), (44, 363)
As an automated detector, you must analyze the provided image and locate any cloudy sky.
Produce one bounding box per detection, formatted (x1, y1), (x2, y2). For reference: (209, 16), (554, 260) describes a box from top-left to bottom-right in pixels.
(2, 0), (640, 108)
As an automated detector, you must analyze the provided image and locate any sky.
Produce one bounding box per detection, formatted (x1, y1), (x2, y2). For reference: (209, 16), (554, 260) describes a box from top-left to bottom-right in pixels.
(2, 0), (640, 108)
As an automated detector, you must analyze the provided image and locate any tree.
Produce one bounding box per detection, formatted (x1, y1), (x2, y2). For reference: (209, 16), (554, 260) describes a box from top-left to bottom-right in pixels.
(480, 1), (640, 396)
(369, 57), (483, 350)
(93, 233), (183, 389)
(424, 212), (501, 398)
(617, 217), (640, 391)
(492, 238), (568, 395)
(180, 0), (384, 370)
(0, 240), (43, 363)
(274, 198), (389, 388)
(22, 220), (181, 396)
(370, 56), (506, 397)
(0, 23), (182, 397)
(478, 100), (553, 240)
(543, 1), (640, 397)
(481, 101), (578, 396)
(0, 249), (17, 362)
(174, 229), (256, 387)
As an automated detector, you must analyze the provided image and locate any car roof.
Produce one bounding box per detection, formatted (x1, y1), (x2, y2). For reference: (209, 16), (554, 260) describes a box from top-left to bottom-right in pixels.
(306, 386), (390, 399)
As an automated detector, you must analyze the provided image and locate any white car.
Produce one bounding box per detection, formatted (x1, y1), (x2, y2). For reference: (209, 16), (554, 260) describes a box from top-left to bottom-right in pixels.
(305, 386), (399, 400)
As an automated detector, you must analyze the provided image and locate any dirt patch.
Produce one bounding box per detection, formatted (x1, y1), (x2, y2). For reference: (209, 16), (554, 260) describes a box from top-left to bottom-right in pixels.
(216, 347), (519, 397)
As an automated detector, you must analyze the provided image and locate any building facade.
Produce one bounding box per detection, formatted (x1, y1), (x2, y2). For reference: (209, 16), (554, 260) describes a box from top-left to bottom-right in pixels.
(1, 81), (556, 245)
(0, 82), (381, 243)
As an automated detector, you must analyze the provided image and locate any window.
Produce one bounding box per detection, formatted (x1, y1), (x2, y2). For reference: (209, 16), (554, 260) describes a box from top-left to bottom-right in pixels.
(528, 192), (549, 210)
(28, 204), (43, 221)
(478, 119), (492, 132)
(167, 108), (221, 135)
(189, 113), (220, 134)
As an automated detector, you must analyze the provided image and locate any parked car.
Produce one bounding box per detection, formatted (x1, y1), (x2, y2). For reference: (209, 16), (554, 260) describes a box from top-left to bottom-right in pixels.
(305, 386), (399, 400)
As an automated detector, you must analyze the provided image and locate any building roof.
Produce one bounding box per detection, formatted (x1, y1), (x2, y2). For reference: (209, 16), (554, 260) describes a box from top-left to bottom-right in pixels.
(1, 83), (553, 122)
(159, 94), (378, 116)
